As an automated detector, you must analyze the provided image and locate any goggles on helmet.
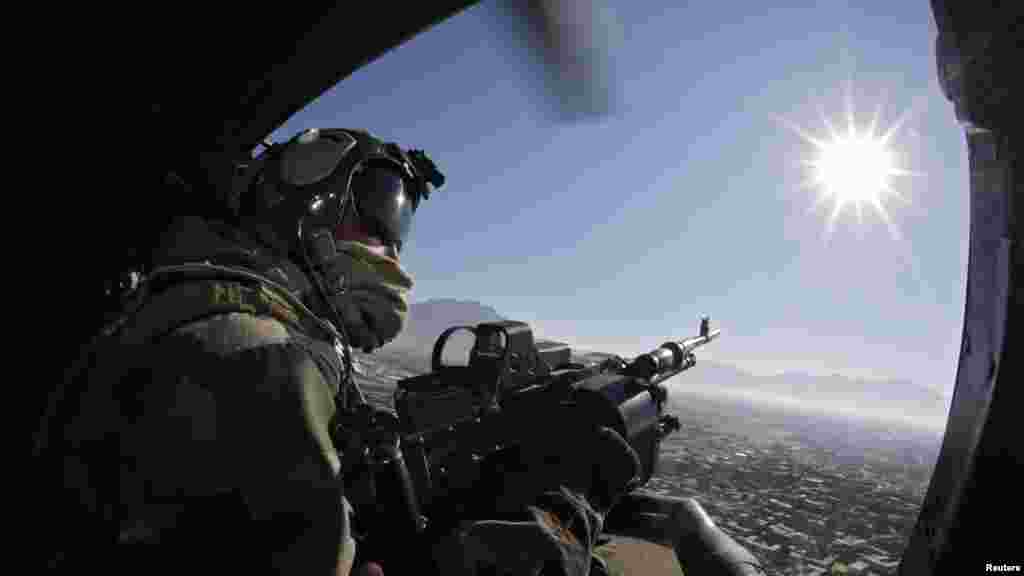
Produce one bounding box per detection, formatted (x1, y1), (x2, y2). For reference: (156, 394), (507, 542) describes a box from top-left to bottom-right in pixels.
(272, 128), (443, 253)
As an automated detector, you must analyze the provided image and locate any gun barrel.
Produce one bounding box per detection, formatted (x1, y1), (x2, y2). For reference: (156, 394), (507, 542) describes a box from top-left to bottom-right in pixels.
(627, 328), (721, 381)
(679, 328), (721, 353)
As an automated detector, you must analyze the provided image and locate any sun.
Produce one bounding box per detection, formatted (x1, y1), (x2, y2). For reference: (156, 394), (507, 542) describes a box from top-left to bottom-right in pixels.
(805, 121), (906, 231)
(812, 126), (896, 210)
(782, 91), (915, 236)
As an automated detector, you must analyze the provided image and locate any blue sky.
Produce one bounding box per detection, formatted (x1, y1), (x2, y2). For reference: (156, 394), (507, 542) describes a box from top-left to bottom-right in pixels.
(269, 1), (968, 397)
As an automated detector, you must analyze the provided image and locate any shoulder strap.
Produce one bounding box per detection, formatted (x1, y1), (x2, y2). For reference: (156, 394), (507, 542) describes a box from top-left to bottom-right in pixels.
(114, 262), (341, 345)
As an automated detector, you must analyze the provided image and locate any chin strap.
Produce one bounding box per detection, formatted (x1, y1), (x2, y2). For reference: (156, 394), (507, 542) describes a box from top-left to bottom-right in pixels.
(298, 221), (369, 409)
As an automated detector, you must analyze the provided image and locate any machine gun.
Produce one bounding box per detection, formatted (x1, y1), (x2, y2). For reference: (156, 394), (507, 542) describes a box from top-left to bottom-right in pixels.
(336, 317), (720, 568)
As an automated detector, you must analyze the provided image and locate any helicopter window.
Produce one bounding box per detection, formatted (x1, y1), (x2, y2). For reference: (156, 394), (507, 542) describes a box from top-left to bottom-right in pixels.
(266, 3), (965, 573)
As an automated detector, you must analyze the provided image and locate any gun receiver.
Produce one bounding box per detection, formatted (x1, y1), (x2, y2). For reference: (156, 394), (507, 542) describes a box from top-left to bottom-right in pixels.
(342, 316), (720, 549)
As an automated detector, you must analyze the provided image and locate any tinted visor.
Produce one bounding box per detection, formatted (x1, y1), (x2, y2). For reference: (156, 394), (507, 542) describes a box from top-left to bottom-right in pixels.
(348, 164), (415, 251)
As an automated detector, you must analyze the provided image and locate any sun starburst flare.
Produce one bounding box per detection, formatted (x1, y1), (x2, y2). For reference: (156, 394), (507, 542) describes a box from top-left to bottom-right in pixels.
(780, 90), (919, 239)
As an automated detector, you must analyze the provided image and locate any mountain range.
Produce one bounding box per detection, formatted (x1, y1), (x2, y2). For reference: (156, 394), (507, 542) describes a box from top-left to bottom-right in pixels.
(385, 298), (505, 352)
(374, 298), (949, 431)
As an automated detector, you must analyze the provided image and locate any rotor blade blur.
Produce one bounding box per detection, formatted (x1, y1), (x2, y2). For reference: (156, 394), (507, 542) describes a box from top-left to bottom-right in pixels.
(489, 0), (623, 123)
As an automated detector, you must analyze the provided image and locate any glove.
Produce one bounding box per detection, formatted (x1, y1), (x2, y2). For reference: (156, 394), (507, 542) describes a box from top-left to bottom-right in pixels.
(436, 428), (641, 576)
(314, 240), (414, 351)
(527, 425), (643, 515)
(446, 488), (606, 576)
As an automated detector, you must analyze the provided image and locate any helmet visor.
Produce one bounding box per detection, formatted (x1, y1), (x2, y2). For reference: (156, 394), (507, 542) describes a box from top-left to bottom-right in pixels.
(347, 164), (415, 251)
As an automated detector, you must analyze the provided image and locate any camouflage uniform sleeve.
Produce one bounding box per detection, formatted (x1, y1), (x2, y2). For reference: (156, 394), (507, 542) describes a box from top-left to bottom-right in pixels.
(166, 313), (356, 575)
(63, 312), (358, 575)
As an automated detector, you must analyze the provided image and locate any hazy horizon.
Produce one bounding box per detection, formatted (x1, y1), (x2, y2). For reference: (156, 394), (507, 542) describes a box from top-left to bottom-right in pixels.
(377, 297), (952, 433)
(400, 296), (957, 401)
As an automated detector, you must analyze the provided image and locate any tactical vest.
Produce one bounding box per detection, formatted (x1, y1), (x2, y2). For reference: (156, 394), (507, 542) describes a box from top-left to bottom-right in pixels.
(111, 259), (367, 414)
(108, 261), (342, 347)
